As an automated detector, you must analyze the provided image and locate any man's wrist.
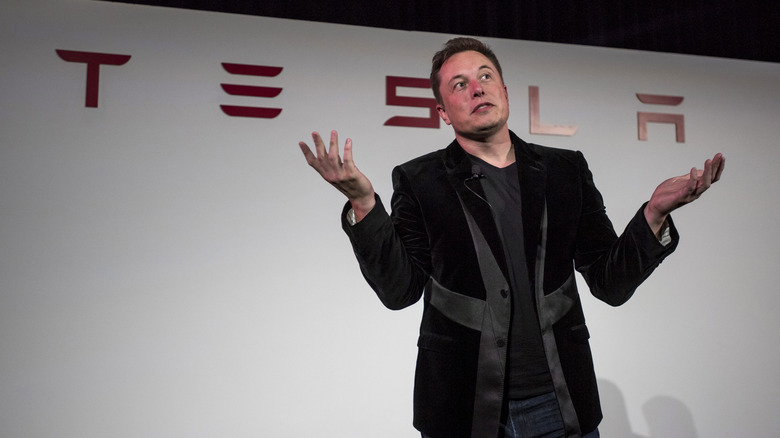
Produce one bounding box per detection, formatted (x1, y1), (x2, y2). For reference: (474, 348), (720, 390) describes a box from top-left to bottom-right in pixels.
(348, 193), (376, 224)
(643, 202), (668, 238)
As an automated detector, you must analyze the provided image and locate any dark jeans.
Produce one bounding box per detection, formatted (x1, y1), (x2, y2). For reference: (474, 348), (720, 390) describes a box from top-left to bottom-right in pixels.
(421, 391), (600, 438)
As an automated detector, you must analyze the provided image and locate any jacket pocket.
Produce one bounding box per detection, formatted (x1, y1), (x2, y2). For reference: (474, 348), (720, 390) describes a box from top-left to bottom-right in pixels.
(417, 333), (464, 354)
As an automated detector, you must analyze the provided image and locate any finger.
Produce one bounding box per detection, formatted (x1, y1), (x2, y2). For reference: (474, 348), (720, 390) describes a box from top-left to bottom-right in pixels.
(328, 130), (342, 164)
(311, 131), (328, 157)
(712, 153), (725, 183)
(343, 137), (354, 166)
(687, 167), (698, 194)
(700, 158), (714, 190)
(299, 141), (316, 165)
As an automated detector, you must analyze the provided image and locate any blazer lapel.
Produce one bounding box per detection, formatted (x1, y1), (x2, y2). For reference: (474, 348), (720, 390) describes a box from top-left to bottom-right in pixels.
(513, 134), (547, 289)
(443, 141), (510, 282)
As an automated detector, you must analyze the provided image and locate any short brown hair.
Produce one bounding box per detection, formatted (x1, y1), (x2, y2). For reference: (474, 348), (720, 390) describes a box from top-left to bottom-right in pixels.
(430, 37), (504, 105)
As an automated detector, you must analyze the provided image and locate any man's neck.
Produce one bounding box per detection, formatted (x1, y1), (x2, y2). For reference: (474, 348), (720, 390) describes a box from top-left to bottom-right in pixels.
(455, 128), (515, 168)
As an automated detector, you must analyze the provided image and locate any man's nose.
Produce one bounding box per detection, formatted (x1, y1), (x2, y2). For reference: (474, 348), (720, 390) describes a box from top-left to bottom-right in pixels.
(471, 81), (485, 97)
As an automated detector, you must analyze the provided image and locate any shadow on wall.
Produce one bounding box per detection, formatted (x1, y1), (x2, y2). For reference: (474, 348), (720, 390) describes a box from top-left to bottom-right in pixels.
(597, 379), (699, 438)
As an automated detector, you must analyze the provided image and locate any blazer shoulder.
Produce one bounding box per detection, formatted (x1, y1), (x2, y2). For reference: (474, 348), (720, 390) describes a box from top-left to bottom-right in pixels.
(528, 142), (581, 161)
(510, 131), (582, 167)
(522, 142), (588, 174)
(395, 148), (447, 180)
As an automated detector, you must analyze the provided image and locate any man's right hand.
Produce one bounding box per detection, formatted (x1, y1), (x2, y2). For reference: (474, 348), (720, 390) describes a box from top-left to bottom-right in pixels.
(299, 130), (376, 222)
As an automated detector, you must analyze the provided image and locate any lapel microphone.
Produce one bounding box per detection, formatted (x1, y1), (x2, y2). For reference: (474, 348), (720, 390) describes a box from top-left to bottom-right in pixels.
(466, 164), (485, 182)
(464, 164), (492, 208)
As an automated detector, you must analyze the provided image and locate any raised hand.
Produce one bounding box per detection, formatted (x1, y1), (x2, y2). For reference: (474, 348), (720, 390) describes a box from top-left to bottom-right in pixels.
(299, 130), (376, 221)
(644, 153), (725, 236)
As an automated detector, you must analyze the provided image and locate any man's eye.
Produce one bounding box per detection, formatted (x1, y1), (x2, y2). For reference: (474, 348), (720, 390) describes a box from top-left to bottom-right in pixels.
(481, 73), (491, 80)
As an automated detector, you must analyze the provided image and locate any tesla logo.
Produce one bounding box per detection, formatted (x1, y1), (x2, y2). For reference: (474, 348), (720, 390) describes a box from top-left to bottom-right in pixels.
(637, 93), (685, 142)
(52, 49), (689, 143)
(220, 63), (283, 118)
(56, 49), (131, 108)
(384, 76), (439, 129)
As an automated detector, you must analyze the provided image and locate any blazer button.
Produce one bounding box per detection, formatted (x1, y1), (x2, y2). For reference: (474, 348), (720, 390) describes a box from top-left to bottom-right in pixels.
(500, 289), (509, 298)
(497, 339), (506, 348)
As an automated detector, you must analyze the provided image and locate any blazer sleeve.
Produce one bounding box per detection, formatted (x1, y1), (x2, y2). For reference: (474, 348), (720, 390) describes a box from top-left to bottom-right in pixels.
(573, 151), (679, 306)
(341, 167), (431, 310)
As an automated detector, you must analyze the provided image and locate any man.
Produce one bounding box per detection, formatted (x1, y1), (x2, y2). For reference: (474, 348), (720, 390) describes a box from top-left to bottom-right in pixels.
(299, 38), (724, 438)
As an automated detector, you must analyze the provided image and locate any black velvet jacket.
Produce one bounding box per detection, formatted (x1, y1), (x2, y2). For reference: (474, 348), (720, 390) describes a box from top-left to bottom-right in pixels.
(343, 132), (678, 438)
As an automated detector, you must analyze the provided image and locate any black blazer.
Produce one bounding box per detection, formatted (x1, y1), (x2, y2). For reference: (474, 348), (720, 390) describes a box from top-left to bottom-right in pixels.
(343, 131), (678, 438)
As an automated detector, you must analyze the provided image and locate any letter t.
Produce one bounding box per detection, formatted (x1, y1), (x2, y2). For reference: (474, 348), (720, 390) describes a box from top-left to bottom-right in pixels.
(56, 49), (131, 108)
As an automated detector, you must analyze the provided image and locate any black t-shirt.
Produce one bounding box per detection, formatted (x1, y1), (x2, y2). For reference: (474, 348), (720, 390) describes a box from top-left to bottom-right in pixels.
(469, 155), (554, 400)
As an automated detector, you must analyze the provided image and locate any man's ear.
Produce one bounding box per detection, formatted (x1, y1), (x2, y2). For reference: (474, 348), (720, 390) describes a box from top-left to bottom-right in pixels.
(437, 104), (451, 125)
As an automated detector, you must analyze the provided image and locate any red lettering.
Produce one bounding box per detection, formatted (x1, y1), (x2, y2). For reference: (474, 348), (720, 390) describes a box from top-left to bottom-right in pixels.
(637, 93), (685, 142)
(384, 76), (439, 129)
(528, 86), (578, 136)
(56, 49), (131, 108)
(220, 62), (283, 119)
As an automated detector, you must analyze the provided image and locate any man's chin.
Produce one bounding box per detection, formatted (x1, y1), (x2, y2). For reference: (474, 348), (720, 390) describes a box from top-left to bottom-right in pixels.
(466, 121), (507, 138)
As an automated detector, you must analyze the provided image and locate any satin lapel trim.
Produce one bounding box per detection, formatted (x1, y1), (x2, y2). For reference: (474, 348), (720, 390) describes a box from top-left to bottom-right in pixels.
(516, 139), (546, 285)
(443, 143), (508, 280)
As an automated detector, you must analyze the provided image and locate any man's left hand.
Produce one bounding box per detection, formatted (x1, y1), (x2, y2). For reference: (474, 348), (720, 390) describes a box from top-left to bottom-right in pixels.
(644, 153), (725, 237)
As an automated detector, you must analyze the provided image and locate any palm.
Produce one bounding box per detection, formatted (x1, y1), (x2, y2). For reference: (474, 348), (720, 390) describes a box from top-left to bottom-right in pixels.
(299, 130), (376, 219)
(645, 153), (725, 232)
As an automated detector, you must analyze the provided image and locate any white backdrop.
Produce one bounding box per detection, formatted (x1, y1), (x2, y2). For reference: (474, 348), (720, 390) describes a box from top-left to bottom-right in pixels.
(2, 1), (779, 437)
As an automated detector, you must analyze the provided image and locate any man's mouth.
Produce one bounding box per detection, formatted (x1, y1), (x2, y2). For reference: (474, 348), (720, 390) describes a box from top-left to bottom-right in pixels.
(472, 103), (493, 113)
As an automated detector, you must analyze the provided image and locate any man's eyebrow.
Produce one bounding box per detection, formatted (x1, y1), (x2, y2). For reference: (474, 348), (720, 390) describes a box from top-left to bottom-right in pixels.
(446, 65), (495, 84)
(447, 73), (467, 84)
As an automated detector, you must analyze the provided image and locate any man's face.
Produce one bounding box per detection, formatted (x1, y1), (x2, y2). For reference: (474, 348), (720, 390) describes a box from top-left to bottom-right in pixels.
(436, 50), (509, 140)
